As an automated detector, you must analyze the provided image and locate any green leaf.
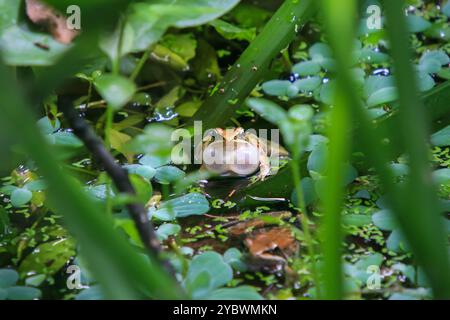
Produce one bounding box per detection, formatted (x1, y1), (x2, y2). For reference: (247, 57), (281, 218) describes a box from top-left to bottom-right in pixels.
(246, 98), (287, 125)
(209, 20), (255, 42)
(129, 174), (153, 204)
(292, 61), (321, 76)
(150, 207), (176, 222)
(443, 1), (450, 17)
(291, 177), (317, 207)
(404, 15), (431, 33)
(366, 86), (398, 107)
(37, 117), (60, 135)
(318, 80), (336, 105)
(372, 209), (397, 231)
(208, 286), (263, 300)
(293, 76), (322, 92)
(156, 223), (181, 241)
(25, 274), (46, 287)
(392, 263), (416, 283)
(150, 192), (210, 221)
(6, 286), (41, 300)
(309, 42), (332, 61)
(0, 288), (7, 300)
(418, 59), (442, 74)
(127, 0), (239, 52)
(51, 131), (83, 148)
(389, 288), (430, 300)
(139, 154), (171, 169)
(437, 68), (450, 80)
(160, 33), (197, 64)
(432, 169), (450, 187)
(10, 188), (32, 207)
(359, 48), (390, 64)
(94, 74), (136, 110)
(0, 269), (18, 288)
(185, 270), (211, 299)
(305, 134), (329, 152)
(345, 253), (384, 284)
(19, 239), (75, 276)
(223, 248), (247, 272)
(124, 164), (156, 180)
(307, 144), (328, 174)
(185, 251), (233, 292)
(431, 125), (450, 146)
(76, 285), (104, 300)
(386, 229), (410, 252)
(127, 124), (174, 157)
(417, 73), (435, 92)
(99, 22), (135, 63)
(390, 163), (409, 177)
(355, 253), (384, 270)
(24, 180), (48, 192)
(342, 214), (372, 227)
(0, 25), (68, 66)
(86, 184), (115, 201)
(424, 21), (450, 41)
(363, 75), (395, 98)
(261, 80), (291, 96)
(154, 166), (186, 184)
(176, 100), (203, 118)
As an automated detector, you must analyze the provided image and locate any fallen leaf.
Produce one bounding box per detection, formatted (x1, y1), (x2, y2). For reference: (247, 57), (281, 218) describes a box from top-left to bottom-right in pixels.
(245, 227), (297, 258)
(25, 0), (78, 44)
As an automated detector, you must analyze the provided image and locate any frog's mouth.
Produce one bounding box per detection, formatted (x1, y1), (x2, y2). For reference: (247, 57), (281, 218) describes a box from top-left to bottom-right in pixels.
(201, 140), (261, 177)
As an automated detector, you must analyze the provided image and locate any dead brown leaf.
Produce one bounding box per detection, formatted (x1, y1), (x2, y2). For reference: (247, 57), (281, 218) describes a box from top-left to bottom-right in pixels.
(245, 227), (297, 258)
(26, 0), (78, 44)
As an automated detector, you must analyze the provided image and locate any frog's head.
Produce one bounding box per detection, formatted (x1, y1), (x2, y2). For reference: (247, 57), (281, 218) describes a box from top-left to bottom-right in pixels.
(215, 127), (244, 142)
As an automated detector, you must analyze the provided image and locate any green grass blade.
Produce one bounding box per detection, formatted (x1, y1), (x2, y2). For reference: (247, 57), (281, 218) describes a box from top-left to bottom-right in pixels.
(193, 0), (317, 128)
(318, 0), (358, 299)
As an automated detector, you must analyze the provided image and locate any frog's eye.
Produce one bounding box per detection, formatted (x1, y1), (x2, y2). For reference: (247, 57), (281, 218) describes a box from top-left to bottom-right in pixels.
(229, 142), (260, 175)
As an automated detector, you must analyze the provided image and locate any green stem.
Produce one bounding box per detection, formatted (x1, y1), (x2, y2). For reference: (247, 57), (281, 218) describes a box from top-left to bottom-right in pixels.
(290, 157), (321, 299)
(104, 106), (114, 215)
(130, 48), (152, 81)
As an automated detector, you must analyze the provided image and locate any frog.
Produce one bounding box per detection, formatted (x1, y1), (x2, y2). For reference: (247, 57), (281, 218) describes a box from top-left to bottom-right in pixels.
(194, 127), (288, 181)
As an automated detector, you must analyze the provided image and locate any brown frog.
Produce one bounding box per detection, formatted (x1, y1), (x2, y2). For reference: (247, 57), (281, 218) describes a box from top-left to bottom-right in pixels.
(194, 127), (288, 180)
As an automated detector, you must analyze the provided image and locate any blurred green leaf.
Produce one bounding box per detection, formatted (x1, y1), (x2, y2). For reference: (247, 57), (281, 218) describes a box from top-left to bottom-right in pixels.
(372, 209), (397, 231)
(0, 0), (69, 66)
(10, 188), (32, 207)
(209, 19), (255, 42)
(208, 286), (262, 300)
(156, 223), (181, 241)
(150, 192), (209, 220)
(292, 60), (321, 76)
(19, 239), (75, 276)
(94, 74), (136, 110)
(0, 269), (18, 289)
(154, 166), (186, 185)
(431, 125), (450, 146)
(404, 15), (431, 33)
(184, 251), (232, 298)
(6, 286), (41, 300)
(246, 98), (287, 125)
(293, 76), (322, 92)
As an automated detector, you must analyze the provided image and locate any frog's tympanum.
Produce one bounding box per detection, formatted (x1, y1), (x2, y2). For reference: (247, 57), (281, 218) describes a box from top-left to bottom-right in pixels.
(194, 127), (288, 180)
